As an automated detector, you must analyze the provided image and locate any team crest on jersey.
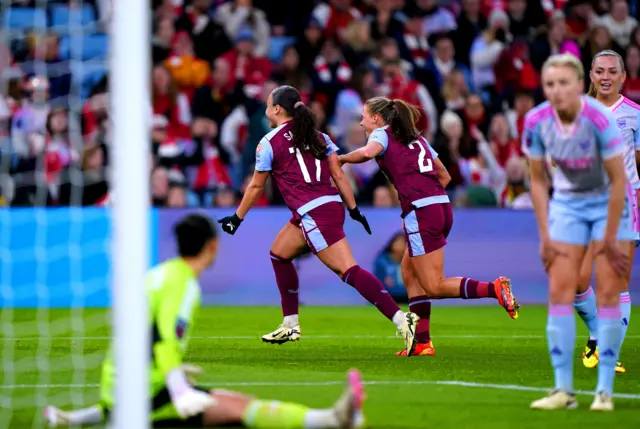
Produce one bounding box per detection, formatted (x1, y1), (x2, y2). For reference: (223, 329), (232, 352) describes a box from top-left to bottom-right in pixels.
(256, 143), (262, 153)
(617, 117), (626, 129)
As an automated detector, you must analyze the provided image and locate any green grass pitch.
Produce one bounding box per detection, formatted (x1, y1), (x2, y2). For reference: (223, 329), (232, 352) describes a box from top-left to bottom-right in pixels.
(1, 305), (639, 428)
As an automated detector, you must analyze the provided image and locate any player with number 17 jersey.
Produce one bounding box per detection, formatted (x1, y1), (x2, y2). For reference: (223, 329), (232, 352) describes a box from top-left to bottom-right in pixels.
(256, 121), (342, 229)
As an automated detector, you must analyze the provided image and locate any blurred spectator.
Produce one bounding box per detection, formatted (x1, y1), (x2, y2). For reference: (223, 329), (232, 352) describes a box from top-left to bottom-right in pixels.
(176, 0), (232, 64)
(58, 144), (109, 206)
(530, 11), (569, 71)
(272, 46), (311, 96)
(596, 0), (638, 48)
(459, 93), (490, 137)
(488, 113), (521, 167)
(343, 19), (376, 68)
(407, 0), (457, 37)
(441, 69), (470, 111)
(166, 184), (187, 207)
(151, 165), (170, 206)
(213, 185), (237, 207)
(372, 185), (395, 207)
(312, 0), (362, 43)
(398, 8), (430, 69)
(623, 44), (640, 103)
(294, 17), (324, 71)
(453, 0), (486, 66)
(382, 59), (437, 138)
(502, 155), (530, 208)
(494, 40), (539, 105)
(565, 0), (598, 41)
(368, 0), (404, 40)
(152, 17), (175, 64)
(163, 31), (211, 93)
(152, 65), (192, 139)
(424, 34), (474, 101)
(333, 66), (377, 140)
(192, 58), (234, 126)
(20, 32), (71, 101)
(506, 0), (546, 40)
(215, 0), (271, 58)
(219, 26), (273, 98)
(470, 9), (509, 103)
(374, 232), (408, 303)
(506, 90), (535, 139)
(12, 76), (51, 157)
(312, 37), (352, 117)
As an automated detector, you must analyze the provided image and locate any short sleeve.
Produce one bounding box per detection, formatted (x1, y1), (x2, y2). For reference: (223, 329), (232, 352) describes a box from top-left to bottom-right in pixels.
(322, 133), (340, 155)
(521, 119), (544, 160)
(367, 128), (389, 154)
(635, 112), (640, 151)
(595, 110), (625, 160)
(422, 137), (438, 158)
(255, 138), (274, 171)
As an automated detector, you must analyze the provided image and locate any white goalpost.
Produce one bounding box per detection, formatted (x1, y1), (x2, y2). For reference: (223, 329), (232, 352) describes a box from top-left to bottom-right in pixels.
(110, 0), (150, 427)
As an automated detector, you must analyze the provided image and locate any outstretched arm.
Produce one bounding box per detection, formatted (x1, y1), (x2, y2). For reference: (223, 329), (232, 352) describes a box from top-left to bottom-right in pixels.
(339, 140), (384, 165)
(236, 170), (269, 219)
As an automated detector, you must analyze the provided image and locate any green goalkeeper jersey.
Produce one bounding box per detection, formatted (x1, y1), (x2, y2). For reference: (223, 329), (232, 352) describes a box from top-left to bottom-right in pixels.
(99, 258), (201, 408)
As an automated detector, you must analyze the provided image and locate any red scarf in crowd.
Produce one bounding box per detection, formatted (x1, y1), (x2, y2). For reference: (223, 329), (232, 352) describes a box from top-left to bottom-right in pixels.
(314, 56), (352, 84)
(403, 31), (429, 68)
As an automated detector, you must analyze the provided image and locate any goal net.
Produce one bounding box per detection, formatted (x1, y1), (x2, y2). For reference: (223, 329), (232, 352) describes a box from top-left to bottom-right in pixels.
(0, 1), (149, 427)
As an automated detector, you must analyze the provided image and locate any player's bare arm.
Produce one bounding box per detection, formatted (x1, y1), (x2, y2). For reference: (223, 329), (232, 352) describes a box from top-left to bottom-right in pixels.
(339, 141), (384, 165)
(328, 152), (372, 234)
(237, 170), (270, 219)
(328, 152), (357, 210)
(434, 157), (451, 188)
(528, 158), (551, 242)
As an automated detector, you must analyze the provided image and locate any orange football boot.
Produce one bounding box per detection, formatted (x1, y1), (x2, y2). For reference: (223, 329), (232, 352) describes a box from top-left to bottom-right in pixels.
(396, 340), (435, 357)
(493, 276), (520, 319)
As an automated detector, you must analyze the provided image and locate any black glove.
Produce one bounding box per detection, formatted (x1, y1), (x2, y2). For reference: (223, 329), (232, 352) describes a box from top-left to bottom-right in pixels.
(349, 207), (371, 235)
(218, 213), (243, 235)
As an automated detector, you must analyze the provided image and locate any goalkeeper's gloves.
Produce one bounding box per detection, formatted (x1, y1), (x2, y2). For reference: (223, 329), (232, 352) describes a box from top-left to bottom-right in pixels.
(182, 363), (204, 384)
(218, 213), (243, 235)
(166, 368), (216, 418)
(349, 207), (372, 235)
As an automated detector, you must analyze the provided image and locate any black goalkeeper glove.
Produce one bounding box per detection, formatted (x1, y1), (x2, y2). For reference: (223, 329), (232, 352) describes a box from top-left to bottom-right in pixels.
(349, 207), (371, 235)
(218, 213), (243, 235)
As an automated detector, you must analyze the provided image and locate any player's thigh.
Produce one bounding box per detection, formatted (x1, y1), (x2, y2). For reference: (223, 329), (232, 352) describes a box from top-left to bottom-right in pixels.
(577, 241), (595, 293)
(402, 205), (447, 258)
(316, 237), (357, 277)
(546, 241), (586, 304)
(270, 219), (309, 260)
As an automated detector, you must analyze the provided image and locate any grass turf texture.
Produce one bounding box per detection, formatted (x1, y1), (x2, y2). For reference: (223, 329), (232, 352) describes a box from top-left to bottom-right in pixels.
(1, 305), (639, 429)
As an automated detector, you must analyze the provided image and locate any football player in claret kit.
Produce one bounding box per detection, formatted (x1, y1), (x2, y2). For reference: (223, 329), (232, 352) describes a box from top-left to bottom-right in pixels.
(523, 54), (631, 411)
(45, 213), (365, 428)
(339, 97), (520, 357)
(572, 49), (639, 374)
(218, 85), (420, 355)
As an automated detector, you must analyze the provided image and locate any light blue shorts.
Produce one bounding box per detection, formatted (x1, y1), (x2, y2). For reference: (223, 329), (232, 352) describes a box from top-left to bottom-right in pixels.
(549, 191), (636, 245)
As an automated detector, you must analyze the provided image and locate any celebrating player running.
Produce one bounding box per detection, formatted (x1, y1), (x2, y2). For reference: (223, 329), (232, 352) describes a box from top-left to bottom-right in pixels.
(572, 50), (639, 374)
(45, 213), (365, 428)
(218, 85), (419, 355)
(524, 54), (632, 411)
(339, 97), (519, 357)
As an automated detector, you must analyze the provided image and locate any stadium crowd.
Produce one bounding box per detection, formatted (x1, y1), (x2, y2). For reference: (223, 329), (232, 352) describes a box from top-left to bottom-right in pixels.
(0, 0), (639, 208)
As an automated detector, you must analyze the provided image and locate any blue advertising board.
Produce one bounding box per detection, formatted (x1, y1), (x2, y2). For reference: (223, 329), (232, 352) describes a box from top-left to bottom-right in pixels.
(1, 208), (638, 308)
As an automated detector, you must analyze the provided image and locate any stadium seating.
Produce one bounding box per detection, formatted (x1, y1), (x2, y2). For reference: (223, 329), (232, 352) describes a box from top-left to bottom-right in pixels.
(50, 4), (98, 34)
(2, 7), (47, 31)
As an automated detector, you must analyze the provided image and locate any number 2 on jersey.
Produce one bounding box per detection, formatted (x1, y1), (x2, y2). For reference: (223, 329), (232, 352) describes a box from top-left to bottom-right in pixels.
(289, 147), (321, 183)
(409, 141), (433, 173)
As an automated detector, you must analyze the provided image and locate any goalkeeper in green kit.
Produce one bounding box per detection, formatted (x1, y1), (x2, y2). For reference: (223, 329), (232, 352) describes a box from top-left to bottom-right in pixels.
(45, 213), (365, 428)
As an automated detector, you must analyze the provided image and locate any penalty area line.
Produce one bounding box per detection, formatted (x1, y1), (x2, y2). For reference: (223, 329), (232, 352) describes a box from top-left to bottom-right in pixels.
(1, 380), (639, 400)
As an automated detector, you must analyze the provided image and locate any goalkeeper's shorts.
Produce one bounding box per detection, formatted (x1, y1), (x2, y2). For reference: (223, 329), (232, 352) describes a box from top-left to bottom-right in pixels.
(103, 385), (210, 428)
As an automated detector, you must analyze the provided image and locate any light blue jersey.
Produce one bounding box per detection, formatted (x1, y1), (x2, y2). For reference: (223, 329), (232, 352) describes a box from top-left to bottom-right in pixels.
(522, 96), (634, 245)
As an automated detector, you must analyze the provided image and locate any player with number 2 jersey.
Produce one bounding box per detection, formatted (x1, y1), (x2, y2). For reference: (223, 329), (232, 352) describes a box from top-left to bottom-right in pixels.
(217, 86), (420, 356)
(340, 97), (520, 357)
